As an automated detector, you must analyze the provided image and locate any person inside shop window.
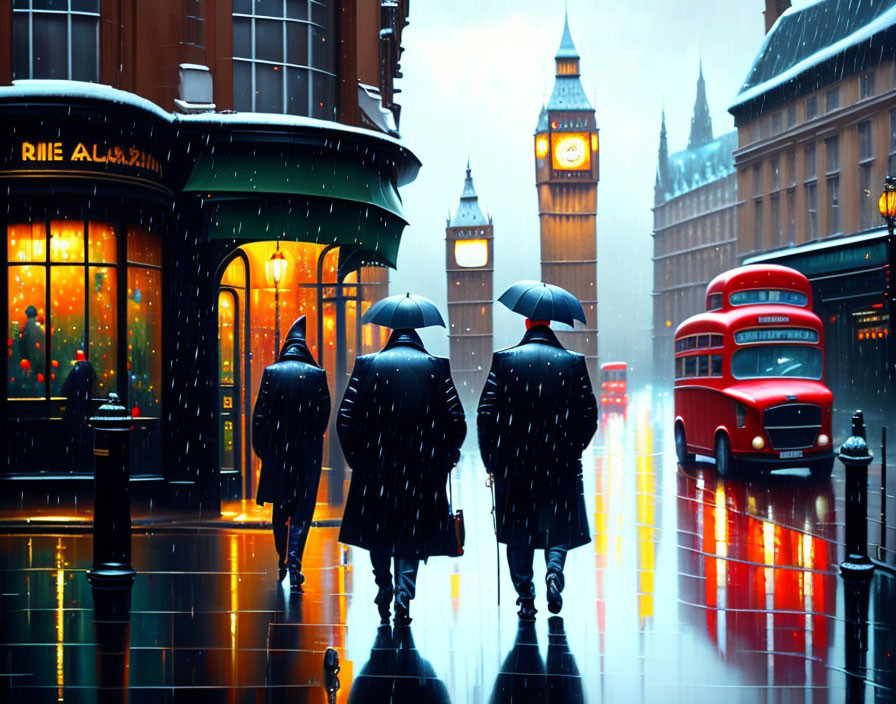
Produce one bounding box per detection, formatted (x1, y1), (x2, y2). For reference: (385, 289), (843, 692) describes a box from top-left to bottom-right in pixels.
(16, 304), (46, 392)
(62, 349), (96, 471)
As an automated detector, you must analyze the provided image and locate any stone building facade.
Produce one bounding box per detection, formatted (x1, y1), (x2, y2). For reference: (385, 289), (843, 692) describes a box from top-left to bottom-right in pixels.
(652, 66), (738, 382)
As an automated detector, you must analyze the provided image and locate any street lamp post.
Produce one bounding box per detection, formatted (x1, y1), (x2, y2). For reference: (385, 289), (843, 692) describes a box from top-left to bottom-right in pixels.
(879, 176), (896, 381)
(267, 243), (288, 357)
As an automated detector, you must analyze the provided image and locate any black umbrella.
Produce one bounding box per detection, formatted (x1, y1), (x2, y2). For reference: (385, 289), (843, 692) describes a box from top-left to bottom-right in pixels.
(361, 292), (446, 329)
(498, 280), (587, 326)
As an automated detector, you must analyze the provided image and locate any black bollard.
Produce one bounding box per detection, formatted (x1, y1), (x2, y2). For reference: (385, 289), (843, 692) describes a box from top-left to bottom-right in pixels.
(86, 393), (135, 703)
(324, 647), (341, 704)
(90, 579), (132, 704)
(87, 393), (136, 586)
(843, 569), (872, 704)
(838, 410), (875, 578)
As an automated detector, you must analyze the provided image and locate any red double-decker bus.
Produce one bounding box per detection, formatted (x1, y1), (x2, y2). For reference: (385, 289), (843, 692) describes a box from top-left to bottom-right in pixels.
(673, 265), (834, 477)
(599, 361), (628, 416)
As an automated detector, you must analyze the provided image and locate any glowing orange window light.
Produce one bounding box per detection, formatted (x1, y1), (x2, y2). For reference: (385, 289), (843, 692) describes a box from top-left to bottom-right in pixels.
(591, 133), (599, 152)
(535, 135), (549, 159)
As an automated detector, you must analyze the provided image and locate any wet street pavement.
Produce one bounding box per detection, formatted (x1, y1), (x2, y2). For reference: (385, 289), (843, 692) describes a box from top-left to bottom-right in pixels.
(1, 391), (894, 702)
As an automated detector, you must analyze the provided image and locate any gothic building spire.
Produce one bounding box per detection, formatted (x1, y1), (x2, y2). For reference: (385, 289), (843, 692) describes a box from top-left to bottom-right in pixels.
(556, 9), (580, 65)
(542, 11), (592, 115)
(655, 108), (672, 204)
(688, 60), (713, 149)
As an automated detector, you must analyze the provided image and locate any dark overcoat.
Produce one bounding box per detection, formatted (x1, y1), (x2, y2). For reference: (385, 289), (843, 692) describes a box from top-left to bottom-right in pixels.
(477, 324), (597, 550)
(337, 329), (466, 559)
(253, 319), (330, 509)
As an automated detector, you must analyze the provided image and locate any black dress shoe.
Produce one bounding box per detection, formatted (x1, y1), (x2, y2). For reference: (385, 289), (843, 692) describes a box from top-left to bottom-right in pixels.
(289, 570), (304, 594)
(546, 575), (563, 614)
(516, 598), (537, 621)
(277, 556), (287, 582)
(394, 606), (412, 628)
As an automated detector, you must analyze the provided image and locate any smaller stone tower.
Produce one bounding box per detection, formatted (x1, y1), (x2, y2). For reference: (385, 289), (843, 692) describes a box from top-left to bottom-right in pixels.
(446, 160), (494, 411)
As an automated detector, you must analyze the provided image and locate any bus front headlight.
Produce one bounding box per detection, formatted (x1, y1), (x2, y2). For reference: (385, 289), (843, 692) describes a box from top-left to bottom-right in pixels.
(817, 433), (830, 447)
(752, 435), (766, 450)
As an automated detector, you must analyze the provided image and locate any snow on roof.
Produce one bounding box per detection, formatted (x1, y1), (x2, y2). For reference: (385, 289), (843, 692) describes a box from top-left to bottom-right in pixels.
(3, 80), (173, 120)
(175, 110), (409, 151)
(730, 0), (896, 111)
(0, 80), (412, 153)
(659, 130), (737, 203)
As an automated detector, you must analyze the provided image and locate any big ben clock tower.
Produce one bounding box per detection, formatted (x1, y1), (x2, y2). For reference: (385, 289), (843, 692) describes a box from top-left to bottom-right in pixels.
(534, 13), (599, 382)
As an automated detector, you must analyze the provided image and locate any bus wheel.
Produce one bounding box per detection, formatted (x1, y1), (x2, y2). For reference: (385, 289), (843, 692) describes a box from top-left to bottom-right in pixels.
(715, 433), (733, 477)
(810, 457), (834, 479)
(675, 424), (694, 465)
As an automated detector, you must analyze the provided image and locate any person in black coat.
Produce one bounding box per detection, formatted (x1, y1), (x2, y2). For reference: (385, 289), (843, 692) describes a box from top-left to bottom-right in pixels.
(477, 320), (597, 620)
(253, 316), (330, 593)
(337, 328), (466, 626)
(61, 349), (96, 470)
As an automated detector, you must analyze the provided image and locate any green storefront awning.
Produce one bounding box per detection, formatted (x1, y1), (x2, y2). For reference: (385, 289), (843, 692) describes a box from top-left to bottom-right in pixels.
(184, 151), (409, 268)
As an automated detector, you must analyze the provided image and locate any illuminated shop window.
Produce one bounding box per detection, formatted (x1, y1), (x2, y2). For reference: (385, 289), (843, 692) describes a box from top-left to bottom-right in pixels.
(7, 219), (118, 401)
(12, 0), (100, 82)
(360, 266), (390, 354)
(232, 0), (336, 118)
(126, 227), (162, 418)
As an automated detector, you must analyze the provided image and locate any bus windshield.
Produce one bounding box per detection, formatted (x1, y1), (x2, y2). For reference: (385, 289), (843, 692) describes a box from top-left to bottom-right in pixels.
(731, 345), (822, 380)
(603, 370), (626, 382)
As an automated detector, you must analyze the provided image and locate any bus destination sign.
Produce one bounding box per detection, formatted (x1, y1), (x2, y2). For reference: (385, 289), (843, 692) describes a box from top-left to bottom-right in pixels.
(757, 315), (790, 324)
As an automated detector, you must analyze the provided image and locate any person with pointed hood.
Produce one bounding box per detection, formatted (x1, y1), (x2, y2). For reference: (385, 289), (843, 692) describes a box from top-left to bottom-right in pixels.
(337, 326), (466, 627)
(478, 318), (597, 621)
(253, 316), (330, 594)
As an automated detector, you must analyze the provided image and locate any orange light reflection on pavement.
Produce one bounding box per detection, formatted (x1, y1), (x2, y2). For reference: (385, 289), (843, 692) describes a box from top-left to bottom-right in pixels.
(55, 538), (65, 702)
(635, 406), (656, 629)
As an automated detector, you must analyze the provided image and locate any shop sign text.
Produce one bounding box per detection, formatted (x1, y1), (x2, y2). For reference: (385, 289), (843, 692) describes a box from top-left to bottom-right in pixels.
(20, 141), (162, 177)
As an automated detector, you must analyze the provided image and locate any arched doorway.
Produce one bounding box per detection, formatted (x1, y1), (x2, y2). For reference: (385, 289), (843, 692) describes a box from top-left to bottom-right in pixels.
(216, 241), (391, 505)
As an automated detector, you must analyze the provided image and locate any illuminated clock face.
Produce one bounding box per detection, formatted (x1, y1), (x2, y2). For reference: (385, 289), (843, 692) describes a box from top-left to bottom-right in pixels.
(551, 132), (591, 170)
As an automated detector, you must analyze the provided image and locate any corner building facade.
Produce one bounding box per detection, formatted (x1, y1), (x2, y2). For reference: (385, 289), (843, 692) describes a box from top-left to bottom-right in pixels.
(729, 0), (896, 420)
(533, 15), (600, 383)
(1, 1), (419, 514)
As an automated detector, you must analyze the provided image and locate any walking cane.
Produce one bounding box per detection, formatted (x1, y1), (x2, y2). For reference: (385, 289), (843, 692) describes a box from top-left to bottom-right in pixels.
(486, 472), (500, 606)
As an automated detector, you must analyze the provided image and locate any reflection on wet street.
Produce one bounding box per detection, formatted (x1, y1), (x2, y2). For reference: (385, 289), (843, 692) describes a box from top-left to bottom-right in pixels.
(1, 391), (894, 702)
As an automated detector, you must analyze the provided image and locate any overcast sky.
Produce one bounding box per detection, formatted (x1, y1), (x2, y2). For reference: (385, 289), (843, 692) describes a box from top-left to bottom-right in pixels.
(390, 0), (768, 381)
